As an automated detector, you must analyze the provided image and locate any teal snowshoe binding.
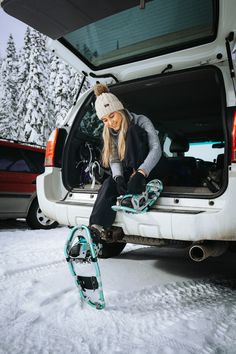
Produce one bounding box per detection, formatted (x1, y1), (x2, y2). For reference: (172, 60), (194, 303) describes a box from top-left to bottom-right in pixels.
(112, 179), (163, 214)
(64, 225), (105, 310)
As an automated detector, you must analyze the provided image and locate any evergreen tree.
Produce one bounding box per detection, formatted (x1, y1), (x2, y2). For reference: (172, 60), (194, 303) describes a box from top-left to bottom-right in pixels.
(47, 55), (62, 129)
(48, 55), (89, 127)
(0, 27), (90, 144)
(50, 58), (74, 126)
(0, 55), (3, 101)
(69, 65), (90, 102)
(18, 29), (50, 144)
(0, 34), (18, 139)
(18, 27), (31, 83)
(17, 27), (34, 138)
(0, 55), (2, 72)
(0, 51), (4, 134)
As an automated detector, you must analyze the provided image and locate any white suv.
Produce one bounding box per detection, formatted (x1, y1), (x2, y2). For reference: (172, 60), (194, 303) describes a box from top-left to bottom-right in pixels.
(3, 0), (236, 260)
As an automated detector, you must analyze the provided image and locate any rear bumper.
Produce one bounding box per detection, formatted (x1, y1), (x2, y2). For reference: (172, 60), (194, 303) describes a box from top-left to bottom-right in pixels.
(36, 168), (69, 225)
(37, 167), (236, 241)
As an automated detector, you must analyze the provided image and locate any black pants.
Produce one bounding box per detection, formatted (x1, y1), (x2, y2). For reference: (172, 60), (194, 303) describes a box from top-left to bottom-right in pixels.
(89, 124), (156, 228)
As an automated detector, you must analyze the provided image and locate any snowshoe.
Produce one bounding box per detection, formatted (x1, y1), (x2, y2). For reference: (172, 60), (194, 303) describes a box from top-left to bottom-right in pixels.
(64, 225), (105, 310)
(112, 179), (163, 214)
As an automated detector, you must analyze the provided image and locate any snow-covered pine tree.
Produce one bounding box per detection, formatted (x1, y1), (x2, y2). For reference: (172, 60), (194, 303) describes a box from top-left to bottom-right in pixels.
(48, 57), (68, 127)
(0, 54), (3, 102)
(0, 27), (91, 144)
(18, 27), (31, 84)
(47, 55), (60, 130)
(0, 53), (2, 70)
(16, 27), (32, 138)
(0, 54), (4, 134)
(0, 34), (19, 139)
(48, 54), (90, 127)
(18, 29), (50, 145)
(50, 59), (73, 126)
(69, 66), (90, 104)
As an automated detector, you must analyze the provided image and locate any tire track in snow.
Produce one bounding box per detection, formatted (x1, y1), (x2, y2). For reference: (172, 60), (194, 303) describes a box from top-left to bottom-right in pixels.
(1, 269), (236, 353)
(1, 225), (236, 354)
(37, 278), (236, 354)
(201, 280), (236, 354)
(0, 262), (83, 354)
(0, 259), (67, 290)
(99, 279), (236, 353)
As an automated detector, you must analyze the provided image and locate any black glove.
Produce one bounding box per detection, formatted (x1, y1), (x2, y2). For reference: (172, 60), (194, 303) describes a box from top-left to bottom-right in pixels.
(116, 176), (127, 196)
(127, 171), (146, 194)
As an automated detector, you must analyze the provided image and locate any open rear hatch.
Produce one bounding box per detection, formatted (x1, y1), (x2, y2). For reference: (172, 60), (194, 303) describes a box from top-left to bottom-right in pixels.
(2, 0), (234, 198)
(62, 65), (228, 198)
(2, 0), (235, 83)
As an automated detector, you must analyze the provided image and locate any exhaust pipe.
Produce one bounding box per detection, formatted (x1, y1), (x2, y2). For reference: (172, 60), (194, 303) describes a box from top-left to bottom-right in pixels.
(189, 242), (228, 262)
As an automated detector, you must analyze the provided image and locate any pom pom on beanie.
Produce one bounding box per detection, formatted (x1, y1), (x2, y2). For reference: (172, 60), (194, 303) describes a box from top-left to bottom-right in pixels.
(94, 83), (109, 97)
(94, 83), (124, 119)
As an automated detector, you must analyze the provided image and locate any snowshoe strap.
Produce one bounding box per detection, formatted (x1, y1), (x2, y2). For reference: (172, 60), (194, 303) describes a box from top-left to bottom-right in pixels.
(77, 276), (99, 291)
(89, 161), (101, 189)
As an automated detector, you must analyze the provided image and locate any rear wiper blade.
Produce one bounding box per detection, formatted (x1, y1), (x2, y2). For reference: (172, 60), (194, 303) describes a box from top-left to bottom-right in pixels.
(89, 72), (119, 83)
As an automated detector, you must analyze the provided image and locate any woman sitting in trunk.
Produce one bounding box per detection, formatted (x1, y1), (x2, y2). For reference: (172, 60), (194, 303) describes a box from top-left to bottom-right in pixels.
(70, 83), (162, 256)
(87, 83), (162, 240)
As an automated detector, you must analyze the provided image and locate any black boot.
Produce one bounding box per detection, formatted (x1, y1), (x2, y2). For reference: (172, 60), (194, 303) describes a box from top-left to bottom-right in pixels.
(68, 243), (82, 258)
(88, 225), (102, 244)
(68, 225), (102, 258)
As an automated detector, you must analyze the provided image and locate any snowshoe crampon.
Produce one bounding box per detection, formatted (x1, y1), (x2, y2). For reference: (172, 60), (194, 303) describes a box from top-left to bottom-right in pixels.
(112, 179), (163, 214)
(64, 225), (105, 310)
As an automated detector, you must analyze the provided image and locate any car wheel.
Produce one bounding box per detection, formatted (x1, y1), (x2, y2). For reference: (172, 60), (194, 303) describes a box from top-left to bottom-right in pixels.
(98, 242), (126, 259)
(26, 199), (58, 230)
(228, 242), (236, 252)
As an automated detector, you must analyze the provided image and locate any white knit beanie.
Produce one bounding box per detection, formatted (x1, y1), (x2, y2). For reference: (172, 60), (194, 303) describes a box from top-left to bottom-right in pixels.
(94, 84), (124, 119)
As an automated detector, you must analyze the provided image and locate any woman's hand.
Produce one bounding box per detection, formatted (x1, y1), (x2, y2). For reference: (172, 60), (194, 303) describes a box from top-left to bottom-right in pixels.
(127, 171), (146, 194)
(115, 176), (127, 196)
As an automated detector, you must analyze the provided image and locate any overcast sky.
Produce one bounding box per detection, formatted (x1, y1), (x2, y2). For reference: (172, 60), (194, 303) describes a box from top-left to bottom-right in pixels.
(0, 8), (27, 56)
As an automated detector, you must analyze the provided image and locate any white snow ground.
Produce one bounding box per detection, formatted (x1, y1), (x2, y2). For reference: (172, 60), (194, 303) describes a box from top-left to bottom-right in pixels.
(0, 220), (236, 354)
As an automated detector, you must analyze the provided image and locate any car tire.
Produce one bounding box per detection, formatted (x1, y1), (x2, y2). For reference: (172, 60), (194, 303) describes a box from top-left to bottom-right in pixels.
(228, 242), (236, 252)
(98, 242), (126, 259)
(26, 199), (58, 230)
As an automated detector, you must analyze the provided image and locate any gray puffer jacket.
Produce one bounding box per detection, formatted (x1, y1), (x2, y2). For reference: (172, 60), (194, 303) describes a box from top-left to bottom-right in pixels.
(109, 110), (162, 178)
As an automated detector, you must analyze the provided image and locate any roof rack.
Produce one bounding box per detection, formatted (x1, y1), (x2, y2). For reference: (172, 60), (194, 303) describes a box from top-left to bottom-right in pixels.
(0, 137), (46, 148)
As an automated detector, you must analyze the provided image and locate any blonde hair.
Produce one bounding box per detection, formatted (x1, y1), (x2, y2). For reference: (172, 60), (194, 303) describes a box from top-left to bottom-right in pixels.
(102, 110), (129, 167)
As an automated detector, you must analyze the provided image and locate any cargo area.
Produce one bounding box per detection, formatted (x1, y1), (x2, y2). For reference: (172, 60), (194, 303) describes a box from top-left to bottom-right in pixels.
(62, 66), (227, 197)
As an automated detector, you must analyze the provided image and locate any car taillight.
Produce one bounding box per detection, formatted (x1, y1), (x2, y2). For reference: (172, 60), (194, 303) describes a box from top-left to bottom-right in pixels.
(232, 111), (236, 162)
(45, 128), (59, 167)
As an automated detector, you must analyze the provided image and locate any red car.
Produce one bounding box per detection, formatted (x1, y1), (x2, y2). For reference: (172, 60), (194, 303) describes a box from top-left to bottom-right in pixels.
(0, 139), (58, 229)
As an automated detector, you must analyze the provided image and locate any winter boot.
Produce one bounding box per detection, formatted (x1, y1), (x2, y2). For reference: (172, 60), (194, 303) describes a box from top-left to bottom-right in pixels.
(68, 225), (102, 258)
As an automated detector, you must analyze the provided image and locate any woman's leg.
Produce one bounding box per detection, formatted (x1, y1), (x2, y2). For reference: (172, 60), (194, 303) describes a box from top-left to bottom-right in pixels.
(89, 176), (118, 228)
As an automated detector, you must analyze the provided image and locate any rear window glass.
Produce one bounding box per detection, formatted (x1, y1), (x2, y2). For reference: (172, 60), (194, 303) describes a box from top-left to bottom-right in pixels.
(0, 146), (30, 172)
(186, 141), (224, 162)
(79, 102), (103, 138)
(22, 150), (45, 174)
(0, 146), (44, 173)
(62, 0), (216, 68)
(163, 138), (224, 162)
